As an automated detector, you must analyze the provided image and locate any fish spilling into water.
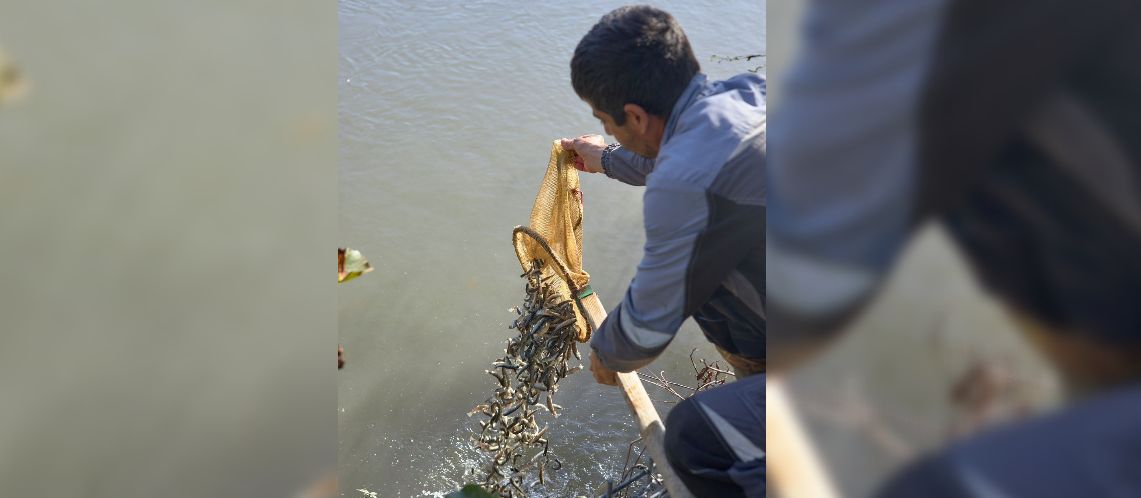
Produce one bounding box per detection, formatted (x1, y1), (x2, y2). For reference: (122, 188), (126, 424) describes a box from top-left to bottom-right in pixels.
(470, 259), (583, 497)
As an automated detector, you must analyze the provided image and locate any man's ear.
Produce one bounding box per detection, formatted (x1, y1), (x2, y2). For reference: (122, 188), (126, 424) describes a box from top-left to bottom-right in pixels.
(623, 103), (651, 133)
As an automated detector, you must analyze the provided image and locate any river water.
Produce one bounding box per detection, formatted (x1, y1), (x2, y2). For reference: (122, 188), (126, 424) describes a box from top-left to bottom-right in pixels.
(338, 1), (764, 496)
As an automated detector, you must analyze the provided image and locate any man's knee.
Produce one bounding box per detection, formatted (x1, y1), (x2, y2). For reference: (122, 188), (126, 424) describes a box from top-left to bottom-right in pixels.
(663, 377), (766, 497)
(664, 396), (701, 472)
(663, 395), (750, 497)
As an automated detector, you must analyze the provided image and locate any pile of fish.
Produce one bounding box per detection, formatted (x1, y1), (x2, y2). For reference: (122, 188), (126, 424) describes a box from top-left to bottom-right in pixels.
(469, 259), (584, 497)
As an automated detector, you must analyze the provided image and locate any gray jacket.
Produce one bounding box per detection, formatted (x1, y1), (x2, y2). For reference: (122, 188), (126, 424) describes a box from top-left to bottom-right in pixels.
(591, 73), (766, 372)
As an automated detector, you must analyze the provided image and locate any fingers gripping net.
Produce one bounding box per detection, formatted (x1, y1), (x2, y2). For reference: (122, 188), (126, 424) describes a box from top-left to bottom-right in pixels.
(513, 141), (593, 342)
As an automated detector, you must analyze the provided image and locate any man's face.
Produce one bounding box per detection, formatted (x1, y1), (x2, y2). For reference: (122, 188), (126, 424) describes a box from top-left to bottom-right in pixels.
(589, 102), (656, 158)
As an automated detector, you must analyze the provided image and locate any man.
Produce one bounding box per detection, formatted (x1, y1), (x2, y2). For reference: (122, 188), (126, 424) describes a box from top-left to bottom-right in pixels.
(560, 6), (765, 498)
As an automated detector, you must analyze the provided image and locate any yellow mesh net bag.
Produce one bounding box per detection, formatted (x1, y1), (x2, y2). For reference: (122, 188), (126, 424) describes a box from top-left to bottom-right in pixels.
(512, 141), (594, 342)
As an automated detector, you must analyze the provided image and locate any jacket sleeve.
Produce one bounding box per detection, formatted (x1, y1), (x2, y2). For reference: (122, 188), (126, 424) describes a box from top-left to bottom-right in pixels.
(604, 145), (656, 187)
(590, 178), (711, 372)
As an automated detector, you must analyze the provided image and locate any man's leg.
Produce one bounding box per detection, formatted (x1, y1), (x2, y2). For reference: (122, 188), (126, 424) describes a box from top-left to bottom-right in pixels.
(664, 373), (765, 498)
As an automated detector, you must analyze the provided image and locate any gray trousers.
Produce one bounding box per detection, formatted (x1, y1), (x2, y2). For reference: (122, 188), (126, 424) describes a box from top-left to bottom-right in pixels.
(664, 373), (765, 498)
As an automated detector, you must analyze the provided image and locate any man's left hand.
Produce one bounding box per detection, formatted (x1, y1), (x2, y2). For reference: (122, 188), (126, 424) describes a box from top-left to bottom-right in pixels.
(590, 349), (618, 386)
(560, 135), (607, 174)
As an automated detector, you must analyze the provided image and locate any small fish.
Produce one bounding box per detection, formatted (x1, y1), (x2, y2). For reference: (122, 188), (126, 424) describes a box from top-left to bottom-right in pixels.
(468, 403), (492, 417)
(487, 369), (508, 388)
(554, 317), (576, 330)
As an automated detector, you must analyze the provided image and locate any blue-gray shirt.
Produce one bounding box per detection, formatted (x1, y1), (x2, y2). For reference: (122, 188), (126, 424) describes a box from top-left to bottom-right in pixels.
(591, 73), (766, 372)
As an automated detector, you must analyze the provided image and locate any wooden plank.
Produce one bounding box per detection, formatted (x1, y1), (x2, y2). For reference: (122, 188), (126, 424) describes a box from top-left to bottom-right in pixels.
(578, 292), (695, 498)
(767, 378), (840, 498)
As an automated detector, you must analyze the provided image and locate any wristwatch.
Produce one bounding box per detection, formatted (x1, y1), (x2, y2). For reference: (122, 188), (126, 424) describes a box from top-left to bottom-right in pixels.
(601, 143), (621, 177)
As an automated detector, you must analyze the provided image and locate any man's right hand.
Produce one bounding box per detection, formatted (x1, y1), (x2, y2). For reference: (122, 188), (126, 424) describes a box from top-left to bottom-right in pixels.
(560, 134), (607, 174)
(589, 349), (619, 386)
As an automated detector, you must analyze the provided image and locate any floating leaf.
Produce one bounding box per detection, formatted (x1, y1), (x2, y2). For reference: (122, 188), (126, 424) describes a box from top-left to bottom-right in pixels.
(338, 247), (373, 283)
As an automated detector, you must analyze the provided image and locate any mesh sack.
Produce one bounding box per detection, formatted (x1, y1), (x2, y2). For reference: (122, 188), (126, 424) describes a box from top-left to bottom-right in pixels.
(513, 141), (594, 342)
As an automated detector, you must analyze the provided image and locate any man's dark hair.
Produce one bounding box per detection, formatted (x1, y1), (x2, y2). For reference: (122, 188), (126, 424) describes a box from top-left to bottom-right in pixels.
(571, 5), (700, 125)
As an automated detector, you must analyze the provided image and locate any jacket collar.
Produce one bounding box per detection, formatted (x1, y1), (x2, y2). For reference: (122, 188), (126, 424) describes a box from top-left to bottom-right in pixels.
(662, 73), (708, 145)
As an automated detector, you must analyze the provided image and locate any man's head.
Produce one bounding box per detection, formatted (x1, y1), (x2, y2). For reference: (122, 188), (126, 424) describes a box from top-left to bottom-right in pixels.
(571, 5), (700, 158)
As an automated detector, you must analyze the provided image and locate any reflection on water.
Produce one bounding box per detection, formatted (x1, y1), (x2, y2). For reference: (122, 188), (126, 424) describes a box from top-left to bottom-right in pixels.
(339, 0), (763, 495)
